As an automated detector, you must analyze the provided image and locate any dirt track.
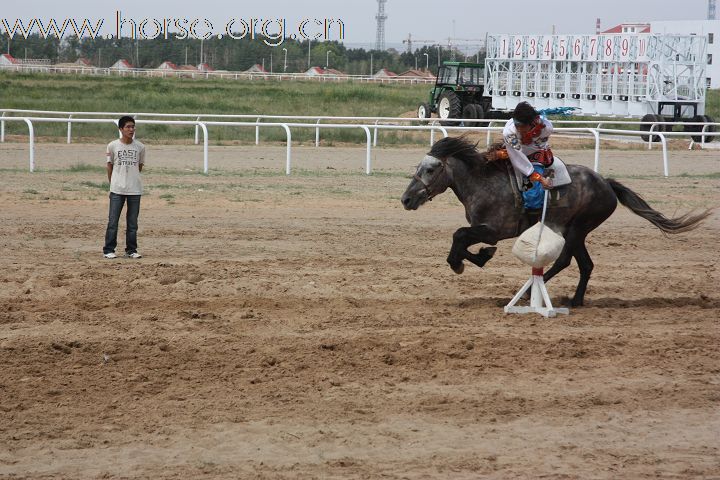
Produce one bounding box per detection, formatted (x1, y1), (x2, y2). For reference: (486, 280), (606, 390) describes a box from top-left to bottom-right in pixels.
(1, 142), (719, 479)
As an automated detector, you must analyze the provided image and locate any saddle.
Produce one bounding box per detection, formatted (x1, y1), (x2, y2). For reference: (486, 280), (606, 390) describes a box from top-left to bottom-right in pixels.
(488, 145), (571, 214)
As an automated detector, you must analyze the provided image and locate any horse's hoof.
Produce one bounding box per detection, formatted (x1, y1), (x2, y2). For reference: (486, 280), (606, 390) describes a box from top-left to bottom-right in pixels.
(450, 262), (464, 274)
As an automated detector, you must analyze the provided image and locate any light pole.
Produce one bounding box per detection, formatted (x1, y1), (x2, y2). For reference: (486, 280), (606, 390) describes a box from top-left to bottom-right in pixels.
(270, 52), (273, 73)
(436, 45), (441, 67)
(423, 52), (429, 70)
(307, 39), (311, 69)
(282, 47), (288, 72)
(415, 56), (418, 70)
(326, 50), (331, 68)
(370, 52), (374, 75)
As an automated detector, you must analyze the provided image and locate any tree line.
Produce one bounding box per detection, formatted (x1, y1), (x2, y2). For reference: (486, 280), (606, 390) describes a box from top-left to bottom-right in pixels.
(0, 34), (484, 75)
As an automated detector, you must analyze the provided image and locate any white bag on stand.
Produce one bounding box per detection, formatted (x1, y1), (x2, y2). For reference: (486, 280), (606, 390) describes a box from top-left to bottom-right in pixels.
(512, 222), (565, 268)
(505, 190), (569, 317)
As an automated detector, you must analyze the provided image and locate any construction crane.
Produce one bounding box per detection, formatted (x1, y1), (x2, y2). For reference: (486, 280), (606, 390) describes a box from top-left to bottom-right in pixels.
(402, 33), (437, 53)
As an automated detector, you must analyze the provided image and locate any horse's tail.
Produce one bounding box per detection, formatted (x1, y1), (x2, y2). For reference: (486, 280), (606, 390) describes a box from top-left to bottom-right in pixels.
(608, 178), (713, 234)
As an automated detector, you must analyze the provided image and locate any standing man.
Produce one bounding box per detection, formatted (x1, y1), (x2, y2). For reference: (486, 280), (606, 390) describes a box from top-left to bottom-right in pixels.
(103, 116), (145, 259)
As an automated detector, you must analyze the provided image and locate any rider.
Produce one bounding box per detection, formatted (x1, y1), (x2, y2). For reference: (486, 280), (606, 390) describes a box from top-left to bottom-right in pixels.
(489, 101), (553, 190)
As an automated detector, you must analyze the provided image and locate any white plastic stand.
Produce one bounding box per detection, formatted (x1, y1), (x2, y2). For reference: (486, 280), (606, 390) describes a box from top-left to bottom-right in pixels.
(504, 190), (569, 318)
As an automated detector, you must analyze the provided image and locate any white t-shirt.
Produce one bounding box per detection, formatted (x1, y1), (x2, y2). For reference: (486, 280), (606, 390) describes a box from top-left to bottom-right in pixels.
(106, 139), (145, 195)
(502, 118), (553, 177)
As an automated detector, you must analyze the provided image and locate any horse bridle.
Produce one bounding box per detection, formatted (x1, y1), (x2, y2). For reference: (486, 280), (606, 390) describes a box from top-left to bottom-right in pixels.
(413, 156), (447, 201)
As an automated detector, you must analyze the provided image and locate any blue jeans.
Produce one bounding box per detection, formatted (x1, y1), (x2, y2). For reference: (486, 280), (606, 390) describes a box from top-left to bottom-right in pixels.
(103, 193), (141, 254)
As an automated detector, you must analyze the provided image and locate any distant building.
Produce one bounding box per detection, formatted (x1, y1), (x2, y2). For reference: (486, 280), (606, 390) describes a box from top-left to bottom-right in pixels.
(304, 66), (345, 77)
(110, 59), (133, 70)
(157, 61), (178, 71)
(373, 68), (397, 78)
(602, 22), (651, 34)
(323, 68), (345, 76)
(244, 64), (268, 73)
(54, 58), (95, 72)
(398, 68), (435, 79)
(304, 66), (325, 76)
(198, 63), (214, 72)
(0, 53), (20, 68)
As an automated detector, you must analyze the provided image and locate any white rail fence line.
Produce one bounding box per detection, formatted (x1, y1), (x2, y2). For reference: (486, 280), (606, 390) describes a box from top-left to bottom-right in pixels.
(3, 116), (714, 177)
(2, 108), (717, 150)
(0, 64), (436, 84)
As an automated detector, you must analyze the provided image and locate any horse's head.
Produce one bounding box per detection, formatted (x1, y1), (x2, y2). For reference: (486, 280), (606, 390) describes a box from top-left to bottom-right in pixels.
(401, 154), (451, 210)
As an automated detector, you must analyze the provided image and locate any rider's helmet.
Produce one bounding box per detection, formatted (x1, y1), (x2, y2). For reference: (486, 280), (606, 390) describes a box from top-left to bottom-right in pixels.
(512, 101), (539, 126)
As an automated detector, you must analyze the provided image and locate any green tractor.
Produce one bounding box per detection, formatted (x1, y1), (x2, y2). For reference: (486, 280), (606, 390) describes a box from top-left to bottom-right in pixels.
(418, 61), (492, 125)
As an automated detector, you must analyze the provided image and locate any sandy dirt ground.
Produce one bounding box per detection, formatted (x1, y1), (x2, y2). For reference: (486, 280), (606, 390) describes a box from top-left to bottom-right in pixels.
(0, 141), (719, 479)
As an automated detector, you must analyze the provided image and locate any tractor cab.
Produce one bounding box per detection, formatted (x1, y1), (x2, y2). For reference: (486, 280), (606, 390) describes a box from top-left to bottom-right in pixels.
(418, 61), (489, 125)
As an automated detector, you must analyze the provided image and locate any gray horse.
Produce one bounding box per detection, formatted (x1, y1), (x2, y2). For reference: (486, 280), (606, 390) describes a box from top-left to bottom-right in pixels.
(401, 136), (712, 306)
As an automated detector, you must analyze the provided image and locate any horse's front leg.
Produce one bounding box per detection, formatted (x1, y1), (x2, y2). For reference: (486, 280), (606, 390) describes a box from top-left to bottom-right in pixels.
(447, 225), (498, 274)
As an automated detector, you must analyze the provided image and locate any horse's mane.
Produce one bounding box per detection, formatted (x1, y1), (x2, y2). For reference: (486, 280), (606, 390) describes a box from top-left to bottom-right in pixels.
(428, 135), (507, 173)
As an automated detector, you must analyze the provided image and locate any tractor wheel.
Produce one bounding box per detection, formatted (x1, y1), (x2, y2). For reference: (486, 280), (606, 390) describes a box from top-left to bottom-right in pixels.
(462, 104), (483, 126)
(640, 114), (665, 142)
(472, 103), (485, 120)
(684, 114), (716, 143)
(417, 103), (431, 119)
(438, 91), (462, 126)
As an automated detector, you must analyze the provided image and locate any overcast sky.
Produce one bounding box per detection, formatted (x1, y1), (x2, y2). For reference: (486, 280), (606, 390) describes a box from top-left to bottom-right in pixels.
(1, 0), (710, 49)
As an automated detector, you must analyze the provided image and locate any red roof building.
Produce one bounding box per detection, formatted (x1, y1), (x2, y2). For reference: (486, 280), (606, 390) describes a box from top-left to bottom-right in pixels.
(157, 61), (179, 71)
(110, 59), (133, 70)
(0, 53), (20, 66)
(602, 23), (651, 34)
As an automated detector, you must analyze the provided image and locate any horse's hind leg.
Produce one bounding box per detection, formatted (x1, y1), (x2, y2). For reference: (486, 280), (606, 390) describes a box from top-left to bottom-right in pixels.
(543, 231), (578, 284)
(569, 241), (594, 307)
(543, 230), (594, 307)
(447, 225), (498, 274)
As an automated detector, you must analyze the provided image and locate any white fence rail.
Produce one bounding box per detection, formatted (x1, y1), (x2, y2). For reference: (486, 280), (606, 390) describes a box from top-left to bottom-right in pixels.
(2, 108), (718, 151)
(2, 115), (717, 177)
(0, 64), (435, 84)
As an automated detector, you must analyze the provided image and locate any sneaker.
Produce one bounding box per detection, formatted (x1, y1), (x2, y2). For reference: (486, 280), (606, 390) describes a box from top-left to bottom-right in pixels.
(125, 252), (142, 259)
(103, 252), (117, 259)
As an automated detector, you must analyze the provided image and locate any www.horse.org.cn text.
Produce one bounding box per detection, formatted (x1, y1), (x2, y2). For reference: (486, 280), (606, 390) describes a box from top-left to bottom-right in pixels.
(1, 11), (345, 47)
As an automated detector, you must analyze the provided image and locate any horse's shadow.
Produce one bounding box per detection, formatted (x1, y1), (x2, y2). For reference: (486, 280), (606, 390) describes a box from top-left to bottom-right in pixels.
(455, 296), (718, 309)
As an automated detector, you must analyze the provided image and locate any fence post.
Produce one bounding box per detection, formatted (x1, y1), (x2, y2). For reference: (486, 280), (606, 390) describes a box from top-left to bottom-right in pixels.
(590, 128), (601, 172)
(24, 118), (35, 172)
(195, 116), (201, 145)
(255, 117), (261, 145)
(315, 119), (322, 147)
(659, 133), (669, 177)
(67, 114), (74, 144)
(198, 122), (209, 174)
(361, 126), (372, 174)
(647, 124), (657, 150)
(1, 112), (5, 143)
(282, 124), (292, 175)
